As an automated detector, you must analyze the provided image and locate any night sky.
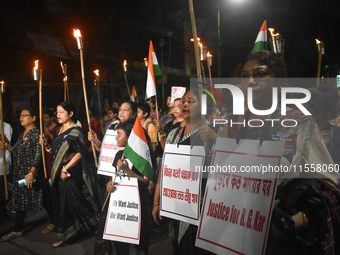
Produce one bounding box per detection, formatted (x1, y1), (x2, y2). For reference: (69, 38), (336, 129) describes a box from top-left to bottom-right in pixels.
(1, 0), (340, 84)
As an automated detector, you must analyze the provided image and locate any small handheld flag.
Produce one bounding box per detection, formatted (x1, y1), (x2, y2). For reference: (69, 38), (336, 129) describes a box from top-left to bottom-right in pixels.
(145, 41), (161, 100)
(124, 118), (153, 179)
(251, 20), (268, 52)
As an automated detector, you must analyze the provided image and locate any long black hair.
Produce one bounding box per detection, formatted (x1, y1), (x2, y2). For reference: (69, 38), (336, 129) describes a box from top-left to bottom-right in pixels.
(58, 101), (77, 123)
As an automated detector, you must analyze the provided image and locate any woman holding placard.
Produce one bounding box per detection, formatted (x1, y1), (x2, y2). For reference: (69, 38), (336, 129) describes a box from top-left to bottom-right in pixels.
(221, 51), (340, 254)
(153, 89), (214, 255)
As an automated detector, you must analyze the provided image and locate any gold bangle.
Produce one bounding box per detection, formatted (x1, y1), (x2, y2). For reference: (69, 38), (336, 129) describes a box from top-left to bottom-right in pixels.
(159, 133), (167, 138)
(45, 146), (52, 152)
(28, 172), (34, 177)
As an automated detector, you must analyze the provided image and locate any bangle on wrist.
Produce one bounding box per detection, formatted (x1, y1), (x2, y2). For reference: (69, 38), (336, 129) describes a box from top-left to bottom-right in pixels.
(45, 146), (52, 152)
(62, 166), (68, 173)
(159, 133), (167, 138)
(28, 172), (34, 177)
(153, 204), (160, 207)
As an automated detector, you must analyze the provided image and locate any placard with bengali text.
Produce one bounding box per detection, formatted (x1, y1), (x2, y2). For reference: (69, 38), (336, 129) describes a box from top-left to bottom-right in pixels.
(196, 138), (285, 255)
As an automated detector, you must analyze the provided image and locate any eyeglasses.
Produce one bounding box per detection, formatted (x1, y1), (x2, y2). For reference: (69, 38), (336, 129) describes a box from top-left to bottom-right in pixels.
(20, 114), (32, 118)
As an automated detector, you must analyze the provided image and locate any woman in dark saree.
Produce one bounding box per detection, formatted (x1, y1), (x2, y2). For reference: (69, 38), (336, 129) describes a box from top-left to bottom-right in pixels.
(40, 101), (102, 248)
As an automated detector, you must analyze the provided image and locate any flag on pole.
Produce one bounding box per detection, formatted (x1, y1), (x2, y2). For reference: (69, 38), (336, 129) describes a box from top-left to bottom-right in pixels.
(124, 117), (153, 179)
(145, 41), (161, 100)
(251, 20), (268, 52)
(130, 86), (137, 102)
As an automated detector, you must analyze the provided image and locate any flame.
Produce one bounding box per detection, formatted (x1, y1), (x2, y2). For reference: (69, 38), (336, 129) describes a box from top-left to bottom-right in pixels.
(60, 61), (63, 68)
(73, 29), (82, 38)
(190, 37), (201, 42)
(0, 80), (4, 85)
(34, 60), (39, 70)
(315, 39), (321, 44)
(268, 28), (280, 37)
(94, 69), (99, 76)
(207, 51), (212, 58)
(123, 60), (127, 66)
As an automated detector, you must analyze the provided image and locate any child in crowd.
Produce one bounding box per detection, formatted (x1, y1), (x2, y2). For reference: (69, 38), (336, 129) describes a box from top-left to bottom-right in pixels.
(137, 103), (158, 152)
(94, 119), (151, 255)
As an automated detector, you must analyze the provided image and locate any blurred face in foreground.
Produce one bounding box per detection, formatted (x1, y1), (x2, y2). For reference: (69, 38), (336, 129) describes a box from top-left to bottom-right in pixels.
(238, 59), (276, 109)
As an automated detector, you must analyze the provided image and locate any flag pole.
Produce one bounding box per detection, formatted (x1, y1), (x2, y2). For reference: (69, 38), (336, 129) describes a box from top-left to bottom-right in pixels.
(101, 153), (124, 212)
(0, 81), (8, 199)
(74, 29), (98, 168)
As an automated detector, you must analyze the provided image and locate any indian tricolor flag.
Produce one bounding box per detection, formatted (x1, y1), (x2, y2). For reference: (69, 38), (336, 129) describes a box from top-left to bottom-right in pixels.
(124, 117), (153, 179)
(251, 20), (268, 52)
(130, 86), (137, 102)
(145, 40), (162, 100)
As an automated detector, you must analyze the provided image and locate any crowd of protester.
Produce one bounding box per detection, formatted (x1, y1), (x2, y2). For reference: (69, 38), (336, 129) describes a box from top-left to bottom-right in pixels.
(0, 51), (339, 255)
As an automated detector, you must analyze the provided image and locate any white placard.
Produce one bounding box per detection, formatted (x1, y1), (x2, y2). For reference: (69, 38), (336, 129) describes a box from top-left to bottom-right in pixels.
(160, 144), (205, 225)
(171, 86), (186, 105)
(196, 138), (285, 255)
(103, 177), (141, 245)
(97, 129), (124, 176)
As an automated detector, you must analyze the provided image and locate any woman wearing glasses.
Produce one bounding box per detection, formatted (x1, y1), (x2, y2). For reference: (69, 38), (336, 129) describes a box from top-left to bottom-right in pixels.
(0, 107), (43, 241)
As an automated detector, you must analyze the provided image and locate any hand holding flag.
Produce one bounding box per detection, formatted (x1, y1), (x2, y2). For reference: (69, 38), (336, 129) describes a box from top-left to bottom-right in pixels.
(124, 118), (153, 180)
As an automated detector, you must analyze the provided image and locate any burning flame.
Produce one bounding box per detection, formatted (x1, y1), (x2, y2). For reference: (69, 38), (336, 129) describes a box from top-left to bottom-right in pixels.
(207, 51), (212, 58)
(190, 37), (201, 42)
(34, 60), (39, 70)
(94, 69), (99, 76)
(123, 60), (127, 66)
(60, 61), (63, 68)
(315, 39), (321, 44)
(190, 37), (202, 47)
(268, 28), (280, 37)
(73, 29), (82, 38)
(0, 81), (4, 85)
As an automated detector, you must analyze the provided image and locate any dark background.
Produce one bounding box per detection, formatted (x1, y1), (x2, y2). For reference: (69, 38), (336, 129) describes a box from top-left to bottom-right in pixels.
(0, 0), (339, 118)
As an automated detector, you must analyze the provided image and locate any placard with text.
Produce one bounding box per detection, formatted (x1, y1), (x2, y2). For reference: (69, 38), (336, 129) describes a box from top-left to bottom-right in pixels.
(97, 129), (124, 176)
(103, 177), (141, 245)
(160, 144), (205, 225)
(196, 138), (285, 255)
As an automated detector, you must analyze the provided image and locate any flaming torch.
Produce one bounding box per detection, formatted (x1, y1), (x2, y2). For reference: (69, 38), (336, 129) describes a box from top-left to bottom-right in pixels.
(315, 39), (324, 86)
(0, 80), (8, 199)
(60, 61), (69, 101)
(123, 60), (131, 98)
(93, 69), (101, 118)
(73, 28), (98, 167)
(207, 51), (213, 87)
(33, 60), (47, 178)
(268, 28), (284, 55)
(191, 37), (207, 83)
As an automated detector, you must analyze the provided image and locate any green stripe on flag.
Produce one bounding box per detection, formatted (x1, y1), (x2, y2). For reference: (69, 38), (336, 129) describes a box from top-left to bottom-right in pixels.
(124, 144), (153, 180)
(154, 65), (162, 76)
(251, 41), (268, 52)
